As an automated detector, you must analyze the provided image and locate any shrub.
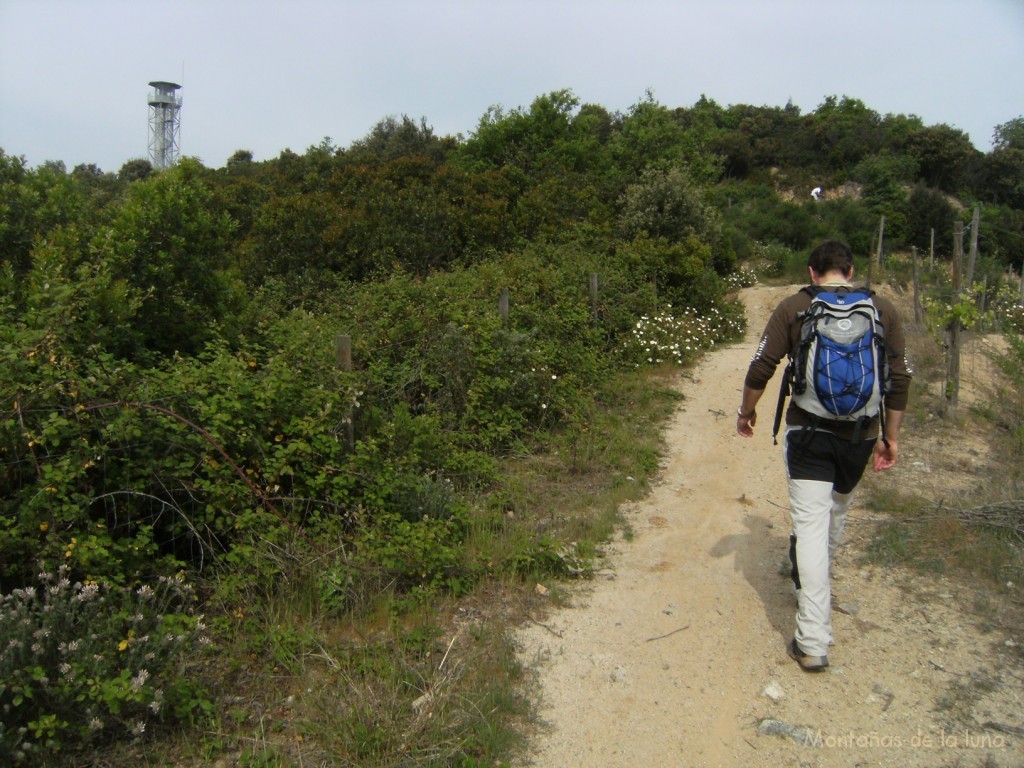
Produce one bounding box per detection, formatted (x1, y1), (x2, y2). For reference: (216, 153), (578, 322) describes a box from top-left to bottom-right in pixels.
(623, 302), (745, 368)
(0, 567), (212, 765)
(725, 266), (758, 291)
(751, 240), (800, 279)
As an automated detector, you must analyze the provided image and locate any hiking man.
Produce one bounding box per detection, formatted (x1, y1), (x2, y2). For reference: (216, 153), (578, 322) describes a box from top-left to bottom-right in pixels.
(736, 239), (912, 671)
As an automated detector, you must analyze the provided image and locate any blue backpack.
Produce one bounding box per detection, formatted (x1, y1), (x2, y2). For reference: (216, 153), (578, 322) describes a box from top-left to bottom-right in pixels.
(773, 286), (891, 443)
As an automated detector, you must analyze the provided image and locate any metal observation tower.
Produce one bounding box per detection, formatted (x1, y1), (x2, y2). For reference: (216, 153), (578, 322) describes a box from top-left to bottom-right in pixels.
(147, 81), (182, 169)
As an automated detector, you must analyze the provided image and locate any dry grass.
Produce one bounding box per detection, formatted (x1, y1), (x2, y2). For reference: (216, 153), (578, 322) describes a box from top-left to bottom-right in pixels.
(860, 300), (1024, 644)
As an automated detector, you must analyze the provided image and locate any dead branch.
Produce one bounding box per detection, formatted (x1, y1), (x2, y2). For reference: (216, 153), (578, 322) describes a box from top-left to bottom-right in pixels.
(646, 625), (690, 642)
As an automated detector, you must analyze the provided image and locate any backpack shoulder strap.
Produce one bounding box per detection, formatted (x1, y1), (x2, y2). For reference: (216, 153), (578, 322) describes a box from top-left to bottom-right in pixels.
(771, 288), (816, 444)
(771, 361), (791, 446)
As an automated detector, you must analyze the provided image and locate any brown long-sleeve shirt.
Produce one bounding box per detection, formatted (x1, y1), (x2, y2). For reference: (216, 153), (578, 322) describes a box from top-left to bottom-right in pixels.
(744, 285), (912, 439)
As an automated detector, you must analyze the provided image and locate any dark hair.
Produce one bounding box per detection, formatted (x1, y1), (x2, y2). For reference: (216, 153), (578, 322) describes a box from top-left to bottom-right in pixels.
(808, 239), (854, 276)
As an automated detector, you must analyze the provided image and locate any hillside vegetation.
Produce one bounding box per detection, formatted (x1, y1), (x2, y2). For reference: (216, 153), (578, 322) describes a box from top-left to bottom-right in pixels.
(1, 91), (1022, 766)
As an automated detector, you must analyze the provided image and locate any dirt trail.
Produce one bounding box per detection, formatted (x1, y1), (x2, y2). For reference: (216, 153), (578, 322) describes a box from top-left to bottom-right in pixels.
(516, 285), (1022, 768)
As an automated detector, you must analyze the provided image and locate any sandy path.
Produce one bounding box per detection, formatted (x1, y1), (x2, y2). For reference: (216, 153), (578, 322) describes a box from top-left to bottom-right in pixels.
(516, 285), (1022, 768)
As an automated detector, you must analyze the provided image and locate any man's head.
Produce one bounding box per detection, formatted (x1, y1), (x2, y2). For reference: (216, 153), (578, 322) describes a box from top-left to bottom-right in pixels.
(808, 239), (854, 281)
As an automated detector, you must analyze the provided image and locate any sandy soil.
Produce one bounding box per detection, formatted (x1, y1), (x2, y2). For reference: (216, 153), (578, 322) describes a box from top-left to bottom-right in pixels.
(515, 285), (1023, 768)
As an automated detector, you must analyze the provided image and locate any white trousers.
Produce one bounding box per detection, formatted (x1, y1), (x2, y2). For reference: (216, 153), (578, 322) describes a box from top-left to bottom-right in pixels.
(783, 428), (862, 657)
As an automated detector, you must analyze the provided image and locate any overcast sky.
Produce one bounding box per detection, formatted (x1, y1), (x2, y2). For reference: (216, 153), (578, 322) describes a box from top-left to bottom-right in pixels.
(2, 0), (1022, 173)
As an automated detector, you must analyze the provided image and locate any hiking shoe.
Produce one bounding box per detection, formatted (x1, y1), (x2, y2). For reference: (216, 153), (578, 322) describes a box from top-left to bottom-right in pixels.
(787, 639), (829, 671)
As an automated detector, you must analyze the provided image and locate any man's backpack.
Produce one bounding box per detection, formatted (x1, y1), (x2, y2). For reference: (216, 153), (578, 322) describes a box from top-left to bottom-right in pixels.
(772, 286), (891, 444)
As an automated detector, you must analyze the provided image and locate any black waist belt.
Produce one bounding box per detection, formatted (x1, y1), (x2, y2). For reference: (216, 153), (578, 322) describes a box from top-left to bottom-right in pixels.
(789, 407), (879, 442)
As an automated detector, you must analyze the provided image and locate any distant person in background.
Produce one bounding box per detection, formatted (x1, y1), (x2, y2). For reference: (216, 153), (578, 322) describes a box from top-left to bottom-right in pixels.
(735, 239), (912, 671)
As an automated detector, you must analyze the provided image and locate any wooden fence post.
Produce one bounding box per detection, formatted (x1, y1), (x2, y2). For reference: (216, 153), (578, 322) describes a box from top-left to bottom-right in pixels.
(911, 246), (923, 324)
(866, 231), (876, 290)
(873, 215), (886, 273)
(336, 333), (352, 372)
(499, 288), (509, 326)
(945, 222), (964, 417)
(966, 206), (980, 288)
(335, 333), (355, 449)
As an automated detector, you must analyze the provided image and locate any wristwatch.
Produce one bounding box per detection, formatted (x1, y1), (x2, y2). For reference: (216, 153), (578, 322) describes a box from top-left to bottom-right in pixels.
(737, 407), (754, 419)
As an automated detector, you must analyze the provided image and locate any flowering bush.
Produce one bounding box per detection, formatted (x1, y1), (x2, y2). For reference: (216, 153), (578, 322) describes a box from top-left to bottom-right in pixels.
(0, 567), (212, 764)
(724, 266), (758, 292)
(989, 282), (1024, 334)
(1001, 302), (1024, 334)
(624, 304), (746, 367)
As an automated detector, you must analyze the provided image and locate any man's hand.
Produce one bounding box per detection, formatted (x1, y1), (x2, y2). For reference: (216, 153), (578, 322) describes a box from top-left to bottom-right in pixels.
(737, 411), (756, 438)
(873, 438), (897, 471)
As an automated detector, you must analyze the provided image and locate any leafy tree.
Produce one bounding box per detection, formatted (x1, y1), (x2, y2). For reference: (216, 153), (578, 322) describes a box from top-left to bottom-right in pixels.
(246, 157), (511, 283)
(245, 188), (353, 283)
(993, 116), (1024, 150)
(0, 150), (39, 273)
(269, 147), (306, 188)
(610, 93), (720, 184)
(210, 172), (270, 242)
(118, 157), (153, 183)
(226, 148), (255, 169)
(457, 90), (577, 173)
(573, 102), (615, 145)
(345, 115), (454, 165)
(853, 153), (915, 246)
(512, 174), (608, 241)
(904, 123), (978, 193)
(617, 234), (724, 312)
(817, 197), (876, 255)
(71, 162), (120, 211)
(728, 102), (809, 171)
(979, 147), (1024, 208)
(811, 96), (885, 170)
(971, 118), (1024, 209)
(568, 103), (620, 198)
(101, 158), (236, 358)
(710, 131), (754, 179)
(0, 152), (92, 276)
(618, 165), (719, 245)
(882, 111), (926, 149)
(976, 203), (1024, 271)
(906, 183), (955, 255)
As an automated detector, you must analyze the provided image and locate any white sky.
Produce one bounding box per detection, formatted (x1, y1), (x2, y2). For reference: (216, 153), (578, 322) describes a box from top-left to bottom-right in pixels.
(2, 0), (1022, 172)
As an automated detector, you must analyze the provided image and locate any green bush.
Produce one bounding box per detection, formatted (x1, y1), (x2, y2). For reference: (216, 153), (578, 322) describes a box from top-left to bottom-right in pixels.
(751, 240), (801, 279)
(0, 567), (211, 765)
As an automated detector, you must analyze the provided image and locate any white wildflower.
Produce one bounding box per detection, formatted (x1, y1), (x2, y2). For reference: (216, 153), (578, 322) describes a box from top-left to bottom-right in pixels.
(131, 669), (150, 690)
